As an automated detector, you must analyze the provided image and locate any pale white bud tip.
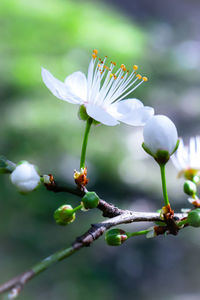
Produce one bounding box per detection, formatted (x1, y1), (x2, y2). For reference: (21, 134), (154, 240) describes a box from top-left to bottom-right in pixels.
(10, 162), (40, 193)
(143, 115), (178, 155)
(43, 175), (51, 184)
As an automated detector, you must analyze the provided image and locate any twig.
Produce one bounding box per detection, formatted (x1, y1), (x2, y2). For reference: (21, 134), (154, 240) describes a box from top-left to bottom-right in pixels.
(0, 209), (186, 298)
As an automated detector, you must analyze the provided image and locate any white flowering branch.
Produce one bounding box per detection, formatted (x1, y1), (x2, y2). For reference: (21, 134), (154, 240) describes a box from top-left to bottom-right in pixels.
(0, 165), (187, 299)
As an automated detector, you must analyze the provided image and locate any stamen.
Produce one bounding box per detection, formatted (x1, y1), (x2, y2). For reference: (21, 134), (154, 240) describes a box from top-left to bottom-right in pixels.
(136, 74), (142, 79)
(92, 54), (97, 59)
(121, 64), (127, 72)
(133, 65), (138, 71)
(142, 76), (148, 82)
(93, 49), (98, 55)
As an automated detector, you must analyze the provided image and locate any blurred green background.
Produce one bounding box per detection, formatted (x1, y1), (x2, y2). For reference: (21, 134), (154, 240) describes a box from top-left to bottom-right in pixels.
(1, 0), (200, 299)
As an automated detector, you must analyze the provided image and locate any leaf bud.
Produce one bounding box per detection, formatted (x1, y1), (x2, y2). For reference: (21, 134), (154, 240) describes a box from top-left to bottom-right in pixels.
(54, 204), (75, 226)
(184, 180), (197, 196)
(187, 208), (200, 227)
(82, 191), (100, 209)
(105, 228), (128, 246)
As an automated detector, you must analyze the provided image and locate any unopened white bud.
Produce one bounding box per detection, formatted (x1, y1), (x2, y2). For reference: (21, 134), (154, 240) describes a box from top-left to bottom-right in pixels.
(10, 161), (41, 193)
(143, 115), (178, 163)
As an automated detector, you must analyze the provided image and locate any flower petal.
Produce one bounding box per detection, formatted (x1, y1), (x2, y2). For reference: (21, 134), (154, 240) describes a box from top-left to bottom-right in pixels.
(86, 104), (119, 126)
(109, 98), (154, 126)
(41, 68), (83, 104)
(64, 71), (87, 102)
(120, 107), (154, 126)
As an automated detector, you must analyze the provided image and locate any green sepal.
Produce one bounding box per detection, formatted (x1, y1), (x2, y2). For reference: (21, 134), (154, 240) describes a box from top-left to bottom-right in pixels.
(142, 142), (154, 157)
(78, 105), (89, 121)
(171, 139), (180, 155)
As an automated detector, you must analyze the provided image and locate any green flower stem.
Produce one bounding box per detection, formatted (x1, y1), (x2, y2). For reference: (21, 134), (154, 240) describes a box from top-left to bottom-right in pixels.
(80, 118), (93, 170)
(127, 229), (151, 238)
(160, 163), (170, 206)
(32, 246), (76, 275)
(177, 218), (188, 227)
(72, 204), (83, 213)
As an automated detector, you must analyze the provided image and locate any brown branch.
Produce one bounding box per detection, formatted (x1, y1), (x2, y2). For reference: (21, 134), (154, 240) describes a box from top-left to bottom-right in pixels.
(0, 209), (187, 298)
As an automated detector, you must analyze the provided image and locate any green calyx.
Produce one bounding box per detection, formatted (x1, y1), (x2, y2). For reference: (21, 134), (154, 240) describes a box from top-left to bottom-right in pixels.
(142, 143), (170, 164)
(82, 191), (100, 209)
(184, 180), (197, 197)
(188, 209), (200, 227)
(54, 205), (75, 226)
(142, 140), (180, 165)
(78, 105), (100, 125)
(105, 229), (128, 246)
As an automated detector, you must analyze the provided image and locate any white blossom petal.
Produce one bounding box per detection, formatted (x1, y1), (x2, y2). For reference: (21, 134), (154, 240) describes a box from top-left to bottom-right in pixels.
(64, 71), (87, 102)
(42, 68), (83, 104)
(86, 104), (119, 126)
(109, 98), (154, 125)
(171, 136), (200, 173)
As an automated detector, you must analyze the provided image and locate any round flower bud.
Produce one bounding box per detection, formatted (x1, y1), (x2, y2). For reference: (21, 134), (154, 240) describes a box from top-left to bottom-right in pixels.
(10, 161), (41, 193)
(82, 192), (100, 209)
(54, 205), (75, 226)
(105, 229), (128, 246)
(184, 180), (197, 196)
(187, 209), (200, 227)
(143, 115), (178, 164)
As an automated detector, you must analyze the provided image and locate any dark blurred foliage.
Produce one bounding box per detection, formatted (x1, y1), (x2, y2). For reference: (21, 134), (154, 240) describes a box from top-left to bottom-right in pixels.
(1, 0), (200, 299)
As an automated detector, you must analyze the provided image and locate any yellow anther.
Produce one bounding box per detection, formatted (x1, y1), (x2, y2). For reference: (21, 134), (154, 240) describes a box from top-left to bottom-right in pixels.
(142, 76), (148, 82)
(121, 64), (126, 71)
(92, 54), (97, 59)
(121, 76), (124, 79)
(110, 73), (114, 78)
(136, 74), (142, 79)
(98, 64), (101, 68)
(133, 65), (138, 71)
(93, 49), (98, 55)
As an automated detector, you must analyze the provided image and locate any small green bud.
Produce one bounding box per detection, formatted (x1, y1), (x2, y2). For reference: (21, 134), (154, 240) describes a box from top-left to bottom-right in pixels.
(82, 192), (100, 209)
(105, 229), (128, 246)
(184, 180), (197, 196)
(54, 205), (75, 226)
(188, 209), (200, 227)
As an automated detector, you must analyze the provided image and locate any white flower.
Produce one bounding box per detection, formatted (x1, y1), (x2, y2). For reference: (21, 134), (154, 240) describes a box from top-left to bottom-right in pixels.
(42, 49), (154, 126)
(10, 161), (41, 193)
(143, 115), (178, 156)
(171, 136), (200, 177)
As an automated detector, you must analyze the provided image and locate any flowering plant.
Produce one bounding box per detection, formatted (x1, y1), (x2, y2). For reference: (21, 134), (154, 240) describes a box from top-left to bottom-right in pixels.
(0, 50), (200, 299)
